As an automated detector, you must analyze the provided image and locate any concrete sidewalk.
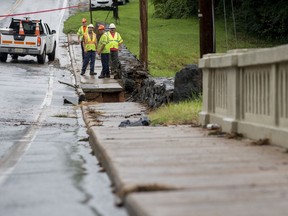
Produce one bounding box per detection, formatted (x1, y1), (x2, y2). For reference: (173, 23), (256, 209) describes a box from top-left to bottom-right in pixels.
(68, 35), (288, 216)
(83, 103), (288, 216)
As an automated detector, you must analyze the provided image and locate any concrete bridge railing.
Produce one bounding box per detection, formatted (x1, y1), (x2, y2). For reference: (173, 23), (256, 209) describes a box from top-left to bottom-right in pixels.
(199, 44), (288, 147)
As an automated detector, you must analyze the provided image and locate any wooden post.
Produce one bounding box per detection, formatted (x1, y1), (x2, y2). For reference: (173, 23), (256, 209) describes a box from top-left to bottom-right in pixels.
(199, 0), (215, 58)
(89, 0), (93, 24)
(112, 0), (119, 21)
(139, 0), (148, 70)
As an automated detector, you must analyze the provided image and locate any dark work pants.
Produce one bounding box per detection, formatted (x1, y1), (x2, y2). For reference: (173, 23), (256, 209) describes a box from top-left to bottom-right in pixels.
(101, 53), (110, 76)
(110, 50), (119, 73)
(81, 51), (96, 74)
(81, 42), (84, 61)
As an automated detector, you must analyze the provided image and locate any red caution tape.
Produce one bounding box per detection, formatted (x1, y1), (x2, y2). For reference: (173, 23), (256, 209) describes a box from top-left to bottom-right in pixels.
(0, 4), (88, 18)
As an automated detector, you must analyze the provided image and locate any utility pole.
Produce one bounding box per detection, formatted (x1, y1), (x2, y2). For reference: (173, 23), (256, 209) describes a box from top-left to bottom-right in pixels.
(89, 0), (93, 24)
(199, 0), (215, 58)
(112, 0), (119, 22)
(139, 0), (148, 70)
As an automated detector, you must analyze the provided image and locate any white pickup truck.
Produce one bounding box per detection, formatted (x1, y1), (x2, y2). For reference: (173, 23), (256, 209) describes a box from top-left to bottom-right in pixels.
(0, 18), (56, 64)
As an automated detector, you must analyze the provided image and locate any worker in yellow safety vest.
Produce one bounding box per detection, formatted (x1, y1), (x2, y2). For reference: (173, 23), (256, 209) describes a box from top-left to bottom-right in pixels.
(77, 18), (88, 61)
(107, 23), (123, 76)
(81, 24), (97, 76)
(97, 25), (111, 79)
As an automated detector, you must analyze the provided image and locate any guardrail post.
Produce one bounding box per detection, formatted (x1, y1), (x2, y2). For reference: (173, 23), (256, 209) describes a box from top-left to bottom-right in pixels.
(271, 64), (279, 126)
(199, 57), (211, 126)
(223, 64), (239, 132)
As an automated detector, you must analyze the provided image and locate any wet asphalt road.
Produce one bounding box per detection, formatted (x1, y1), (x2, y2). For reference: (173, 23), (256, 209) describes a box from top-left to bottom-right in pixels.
(0, 1), (127, 216)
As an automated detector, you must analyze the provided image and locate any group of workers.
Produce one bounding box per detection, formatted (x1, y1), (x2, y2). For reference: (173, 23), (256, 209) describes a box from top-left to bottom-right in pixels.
(77, 18), (123, 78)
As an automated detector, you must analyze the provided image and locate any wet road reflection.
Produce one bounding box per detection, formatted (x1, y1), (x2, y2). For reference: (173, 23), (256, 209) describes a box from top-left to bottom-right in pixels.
(0, 0), (128, 215)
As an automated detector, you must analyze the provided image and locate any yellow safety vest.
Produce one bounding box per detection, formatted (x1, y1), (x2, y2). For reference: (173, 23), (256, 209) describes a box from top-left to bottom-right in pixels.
(98, 32), (110, 54)
(77, 26), (88, 41)
(84, 33), (97, 51)
(108, 32), (123, 51)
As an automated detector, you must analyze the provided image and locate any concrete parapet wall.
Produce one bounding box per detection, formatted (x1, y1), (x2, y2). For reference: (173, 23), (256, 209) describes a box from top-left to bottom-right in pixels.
(199, 44), (288, 147)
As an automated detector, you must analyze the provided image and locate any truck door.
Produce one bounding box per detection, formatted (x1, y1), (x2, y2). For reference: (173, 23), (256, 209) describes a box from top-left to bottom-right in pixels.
(44, 23), (53, 53)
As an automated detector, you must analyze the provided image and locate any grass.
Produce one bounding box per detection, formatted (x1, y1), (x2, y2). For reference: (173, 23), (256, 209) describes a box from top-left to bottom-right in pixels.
(64, 1), (198, 77)
(64, 0), (276, 77)
(63, 1), (275, 125)
(148, 98), (202, 126)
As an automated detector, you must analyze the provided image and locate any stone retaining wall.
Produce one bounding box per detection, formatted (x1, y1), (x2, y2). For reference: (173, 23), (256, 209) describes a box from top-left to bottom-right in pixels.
(118, 47), (201, 109)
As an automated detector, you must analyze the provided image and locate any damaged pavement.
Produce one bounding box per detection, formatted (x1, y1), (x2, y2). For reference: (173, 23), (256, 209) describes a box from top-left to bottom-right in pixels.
(68, 33), (288, 216)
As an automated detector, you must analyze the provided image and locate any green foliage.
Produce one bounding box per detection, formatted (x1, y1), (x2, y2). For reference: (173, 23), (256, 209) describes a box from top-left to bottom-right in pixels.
(215, 0), (288, 43)
(151, 0), (197, 19)
(236, 0), (288, 42)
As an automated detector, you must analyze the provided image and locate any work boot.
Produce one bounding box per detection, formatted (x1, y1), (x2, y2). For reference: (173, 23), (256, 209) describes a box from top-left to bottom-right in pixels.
(98, 75), (105, 79)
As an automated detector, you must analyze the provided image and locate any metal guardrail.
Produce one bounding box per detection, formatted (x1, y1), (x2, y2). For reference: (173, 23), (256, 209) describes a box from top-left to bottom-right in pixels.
(199, 44), (288, 147)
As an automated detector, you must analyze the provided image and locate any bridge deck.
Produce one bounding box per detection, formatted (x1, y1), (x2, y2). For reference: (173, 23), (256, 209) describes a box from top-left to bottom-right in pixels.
(83, 102), (288, 216)
(68, 34), (288, 216)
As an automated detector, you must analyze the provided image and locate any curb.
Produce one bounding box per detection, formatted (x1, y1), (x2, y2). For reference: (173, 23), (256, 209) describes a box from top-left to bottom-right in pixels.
(67, 34), (86, 103)
(87, 126), (124, 191)
(80, 105), (126, 199)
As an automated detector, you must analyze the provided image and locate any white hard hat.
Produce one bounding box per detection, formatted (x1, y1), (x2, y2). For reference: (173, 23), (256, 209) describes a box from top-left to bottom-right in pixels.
(109, 23), (116, 29)
(88, 24), (94, 28)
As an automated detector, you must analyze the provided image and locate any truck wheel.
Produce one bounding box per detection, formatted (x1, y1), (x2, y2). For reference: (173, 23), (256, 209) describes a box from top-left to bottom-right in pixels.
(37, 48), (46, 64)
(11, 55), (18, 60)
(48, 44), (56, 61)
(0, 53), (8, 62)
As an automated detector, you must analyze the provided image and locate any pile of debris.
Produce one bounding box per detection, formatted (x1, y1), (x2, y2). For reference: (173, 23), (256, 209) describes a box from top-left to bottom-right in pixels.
(118, 47), (202, 109)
